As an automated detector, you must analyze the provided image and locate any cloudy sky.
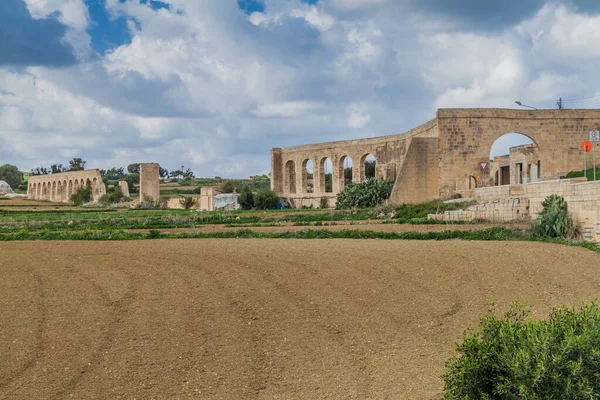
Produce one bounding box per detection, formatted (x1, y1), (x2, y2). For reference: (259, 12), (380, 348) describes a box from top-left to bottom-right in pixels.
(1, 0), (600, 177)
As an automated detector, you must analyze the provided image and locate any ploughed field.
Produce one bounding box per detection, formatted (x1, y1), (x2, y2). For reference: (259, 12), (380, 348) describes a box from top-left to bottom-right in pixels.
(2, 240), (599, 399)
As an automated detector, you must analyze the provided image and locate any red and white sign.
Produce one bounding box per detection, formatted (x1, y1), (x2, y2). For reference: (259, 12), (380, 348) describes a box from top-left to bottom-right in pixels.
(479, 162), (489, 170)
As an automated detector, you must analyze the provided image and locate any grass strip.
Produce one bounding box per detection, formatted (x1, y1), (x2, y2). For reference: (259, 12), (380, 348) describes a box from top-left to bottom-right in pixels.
(0, 227), (598, 255)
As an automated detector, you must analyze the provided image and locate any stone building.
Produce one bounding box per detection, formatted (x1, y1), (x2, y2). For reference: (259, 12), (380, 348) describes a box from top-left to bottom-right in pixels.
(272, 108), (600, 205)
(493, 144), (541, 186)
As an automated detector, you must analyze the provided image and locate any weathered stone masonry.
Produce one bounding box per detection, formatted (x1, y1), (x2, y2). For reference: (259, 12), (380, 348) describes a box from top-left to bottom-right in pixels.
(272, 108), (600, 205)
(27, 169), (106, 203)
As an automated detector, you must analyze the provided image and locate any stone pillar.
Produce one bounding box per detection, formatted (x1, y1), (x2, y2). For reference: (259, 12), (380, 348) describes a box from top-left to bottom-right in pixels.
(271, 148), (283, 195)
(119, 180), (130, 198)
(139, 163), (160, 202)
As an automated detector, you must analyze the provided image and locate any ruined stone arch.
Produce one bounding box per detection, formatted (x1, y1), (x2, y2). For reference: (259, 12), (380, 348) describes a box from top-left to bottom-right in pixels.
(285, 160), (297, 194)
(92, 177), (99, 198)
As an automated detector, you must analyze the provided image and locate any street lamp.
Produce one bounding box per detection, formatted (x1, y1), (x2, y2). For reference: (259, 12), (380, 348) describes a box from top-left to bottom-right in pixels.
(515, 101), (538, 110)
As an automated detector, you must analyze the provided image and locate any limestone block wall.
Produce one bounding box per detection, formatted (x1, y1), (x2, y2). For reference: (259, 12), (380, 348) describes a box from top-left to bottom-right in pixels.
(284, 193), (337, 209)
(139, 163), (160, 202)
(271, 118), (439, 204)
(118, 180), (130, 198)
(429, 198), (529, 223)
(27, 170), (106, 203)
(392, 137), (440, 204)
(273, 108), (600, 206)
(437, 108), (600, 199)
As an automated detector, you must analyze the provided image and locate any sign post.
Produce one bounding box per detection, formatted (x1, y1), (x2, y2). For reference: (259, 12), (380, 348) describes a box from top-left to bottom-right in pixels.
(582, 141), (592, 179)
(590, 131), (600, 181)
(479, 161), (489, 185)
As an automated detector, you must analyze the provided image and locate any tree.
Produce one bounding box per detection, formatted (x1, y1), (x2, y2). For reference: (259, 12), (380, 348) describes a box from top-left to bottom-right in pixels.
(253, 188), (279, 210)
(222, 181), (235, 193)
(124, 173), (139, 194)
(237, 186), (254, 210)
(68, 158), (86, 171)
(0, 164), (24, 189)
(30, 167), (49, 175)
(71, 184), (92, 205)
(182, 168), (195, 179)
(557, 97), (564, 109)
(179, 196), (197, 210)
(169, 170), (183, 179)
(100, 167), (126, 181)
(365, 160), (376, 180)
(159, 167), (169, 179)
(127, 163), (140, 174)
(50, 164), (67, 174)
(336, 178), (393, 209)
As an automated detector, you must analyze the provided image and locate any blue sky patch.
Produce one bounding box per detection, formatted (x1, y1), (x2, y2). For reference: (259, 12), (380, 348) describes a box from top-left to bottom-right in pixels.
(86, 0), (132, 54)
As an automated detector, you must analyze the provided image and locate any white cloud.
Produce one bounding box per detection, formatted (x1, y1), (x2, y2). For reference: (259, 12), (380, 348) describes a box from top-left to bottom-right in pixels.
(252, 101), (323, 118)
(4, 0), (600, 177)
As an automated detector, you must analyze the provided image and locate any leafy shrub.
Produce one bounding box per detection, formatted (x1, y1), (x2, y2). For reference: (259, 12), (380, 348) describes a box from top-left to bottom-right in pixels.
(238, 186), (254, 210)
(222, 181), (235, 193)
(534, 194), (571, 238)
(253, 188), (279, 210)
(394, 201), (470, 223)
(99, 186), (126, 205)
(444, 301), (600, 399)
(336, 178), (393, 209)
(71, 184), (92, 205)
(179, 196), (197, 210)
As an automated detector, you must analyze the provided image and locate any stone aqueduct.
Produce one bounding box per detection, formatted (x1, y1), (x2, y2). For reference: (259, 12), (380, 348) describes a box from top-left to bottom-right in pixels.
(271, 108), (600, 206)
(27, 170), (107, 203)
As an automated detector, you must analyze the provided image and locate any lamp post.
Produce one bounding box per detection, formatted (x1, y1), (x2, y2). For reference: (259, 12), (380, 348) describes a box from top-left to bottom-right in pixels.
(515, 101), (538, 110)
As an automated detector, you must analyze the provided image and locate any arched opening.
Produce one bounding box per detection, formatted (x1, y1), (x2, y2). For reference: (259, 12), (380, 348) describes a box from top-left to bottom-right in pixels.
(62, 180), (67, 202)
(68, 180), (73, 200)
(42, 182), (47, 200)
(338, 156), (353, 192)
(285, 160), (297, 194)
(319, 157), (333, 193)
(301, 159), (314, 193)
(360, 153), (376, 182)
(52, 181), (56, 201)
(36, 183), (41, 199)
(56, 182), (62, 202)
(490, 133), (539, 186)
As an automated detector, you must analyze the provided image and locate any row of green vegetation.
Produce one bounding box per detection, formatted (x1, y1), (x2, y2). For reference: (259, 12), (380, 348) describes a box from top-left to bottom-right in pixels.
(566, 167), (600, 181)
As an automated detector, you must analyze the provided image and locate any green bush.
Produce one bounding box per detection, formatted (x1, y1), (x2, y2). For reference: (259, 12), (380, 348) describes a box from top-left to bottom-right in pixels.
(222, 181), (235, 193)
(534, 194), (570, 238)
(253, 188), (278, 210)
(71, 184), (92, 206)
(238, 186), (254, 210)
(100, 186), (126, 205)
(444, 301), (600, 399)
(336, 178), (393, 209)
(179, 196), (197, 210)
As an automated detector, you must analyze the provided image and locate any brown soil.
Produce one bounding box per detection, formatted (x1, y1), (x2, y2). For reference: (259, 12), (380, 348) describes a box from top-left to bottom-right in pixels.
(1, 240), (598, 399)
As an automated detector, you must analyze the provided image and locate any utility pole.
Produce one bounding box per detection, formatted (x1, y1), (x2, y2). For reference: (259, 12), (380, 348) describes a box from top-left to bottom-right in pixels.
(557, 97), (564, 109)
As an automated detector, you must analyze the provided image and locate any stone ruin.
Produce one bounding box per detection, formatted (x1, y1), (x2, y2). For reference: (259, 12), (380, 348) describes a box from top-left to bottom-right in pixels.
(0, 180), (13, 195)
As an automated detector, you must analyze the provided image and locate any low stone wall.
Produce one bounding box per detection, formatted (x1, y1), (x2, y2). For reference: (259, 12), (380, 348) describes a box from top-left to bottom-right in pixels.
(432, 178), (600, 243)
(429, 198), (529, 223)
(284, 193), (337, 209)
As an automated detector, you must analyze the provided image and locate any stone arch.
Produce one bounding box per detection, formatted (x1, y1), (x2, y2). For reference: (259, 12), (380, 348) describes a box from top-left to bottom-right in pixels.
(42, 182), (47, 200)
(68, 180), (73, 199)
(36, 183), (40, 199)
(319, 157), (333, 193)
(57, 181), (62, 202)
(285, 160), (297, 194)
(338, 155), (353, 192)
(489, 132), (540, 186)
(52, 181), (57, 201)
(301, 159), (314, 193)
(62, 180), (67, 202)
(359, 153), (376, 182)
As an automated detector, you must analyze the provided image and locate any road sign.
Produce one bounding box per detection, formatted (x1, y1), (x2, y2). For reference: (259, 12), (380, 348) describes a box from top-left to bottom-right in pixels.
(582, 141), (593, 152)
(589, 131), (600, 142)
(479, 162), (489, 170)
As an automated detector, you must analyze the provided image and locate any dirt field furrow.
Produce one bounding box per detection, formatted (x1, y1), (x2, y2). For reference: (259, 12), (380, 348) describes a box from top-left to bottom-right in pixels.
(1, 239), (599, 399)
